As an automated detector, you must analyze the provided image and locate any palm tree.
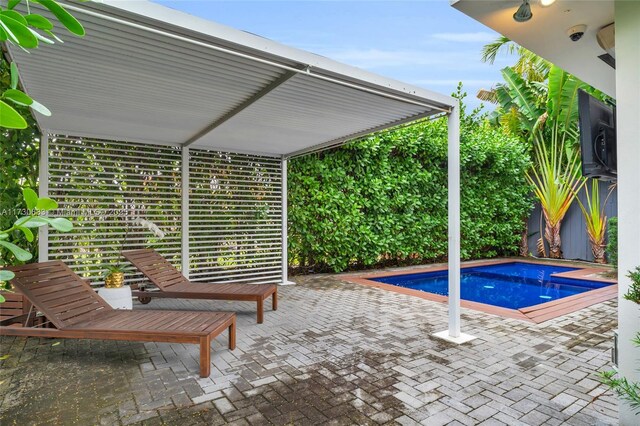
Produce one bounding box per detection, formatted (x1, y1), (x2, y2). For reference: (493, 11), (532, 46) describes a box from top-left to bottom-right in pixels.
(481, 36), (551, 83)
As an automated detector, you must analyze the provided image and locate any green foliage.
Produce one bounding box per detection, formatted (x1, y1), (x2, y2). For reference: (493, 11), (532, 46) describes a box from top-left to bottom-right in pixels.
(288, 116), (532, 272)
(575, 181), (612, 263)
(0, 188), (73, 302)
(606, 217), (618, 268)
(625, 267), (640, 304)
(1, 58), (40, 264)
(0, 188), (72, 262)
(600, 332), (640, 415)
(481, 36), (550, 83)
(102, 263), (133, 278)
(0, 0), (84, 129)
(527, 123), (586, 259)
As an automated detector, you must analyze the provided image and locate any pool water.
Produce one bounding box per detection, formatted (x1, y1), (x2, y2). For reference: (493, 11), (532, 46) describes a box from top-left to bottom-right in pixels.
(371, 262), (609, 309)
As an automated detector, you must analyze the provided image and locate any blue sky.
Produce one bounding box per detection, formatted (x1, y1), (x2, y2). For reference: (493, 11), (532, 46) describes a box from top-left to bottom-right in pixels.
(155, 1), (512, 109)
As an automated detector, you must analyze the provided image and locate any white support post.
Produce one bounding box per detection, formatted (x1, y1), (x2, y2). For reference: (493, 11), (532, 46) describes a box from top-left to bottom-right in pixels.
(38, 134), (49, 262)
(433, 105), (475, 344)
(281, 157), (294, 285)
(181, 147), (190, 279)
(614, 2), (640, 424)
(447, 105), (461, 338)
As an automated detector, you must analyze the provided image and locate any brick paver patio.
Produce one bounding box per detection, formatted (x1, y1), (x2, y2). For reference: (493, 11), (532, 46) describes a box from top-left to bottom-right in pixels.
(0, 267), (618, 425)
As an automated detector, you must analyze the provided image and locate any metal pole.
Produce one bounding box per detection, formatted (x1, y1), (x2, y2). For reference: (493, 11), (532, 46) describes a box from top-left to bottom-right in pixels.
(281, 157), (288, 285)
(38, 134), (49, 262)
(432, 106), (473, 344)
(181, 147), (190, 278)
(447, 106), (461, 338)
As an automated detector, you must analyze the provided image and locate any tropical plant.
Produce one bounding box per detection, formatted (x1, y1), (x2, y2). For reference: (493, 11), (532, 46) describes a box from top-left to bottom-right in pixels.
(0, 0), (85, 129)
(575, 180), (613, 264)
(101, 263), (132, 278)
(600, 344), (640, 415)
(478, 40), (553, 257)
(478, 66), (546, 139)
(625, 267), (640, 304)
(600, 274), (640, 415)
(481, 36), (551, 83)
(527, 127), (586, 258)
(101, 217), (165, 281)
(0, 188), (73, 302)
(481, 47), (596, 260)
(478, 37), (550, 141)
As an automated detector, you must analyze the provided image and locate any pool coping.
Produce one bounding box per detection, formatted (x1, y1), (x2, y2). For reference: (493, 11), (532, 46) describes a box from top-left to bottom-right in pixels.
(342, 258), (618, 324)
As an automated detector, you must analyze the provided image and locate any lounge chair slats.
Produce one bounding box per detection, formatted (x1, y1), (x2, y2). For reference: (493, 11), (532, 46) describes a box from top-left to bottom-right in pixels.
(123, 249), (278, 323)
(9, 262), (111, 329)
(2, 261), (236, 377)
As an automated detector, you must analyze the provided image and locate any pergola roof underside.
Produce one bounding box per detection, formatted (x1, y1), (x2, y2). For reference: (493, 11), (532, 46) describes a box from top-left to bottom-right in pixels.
(9, 2), (452, 157)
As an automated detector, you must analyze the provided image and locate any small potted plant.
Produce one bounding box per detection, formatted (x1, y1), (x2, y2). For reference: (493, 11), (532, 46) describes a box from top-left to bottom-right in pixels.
(103, 263), (133, 289)
(101, 217), (165, 289)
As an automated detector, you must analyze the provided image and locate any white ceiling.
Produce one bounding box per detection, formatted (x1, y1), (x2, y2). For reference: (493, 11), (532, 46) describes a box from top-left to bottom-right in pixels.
(452, 0), (615, 97)
(7, 0), (454, 158)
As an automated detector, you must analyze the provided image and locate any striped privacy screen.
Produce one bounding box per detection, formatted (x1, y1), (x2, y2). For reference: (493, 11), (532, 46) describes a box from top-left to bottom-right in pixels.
(46, 136), (283, 286)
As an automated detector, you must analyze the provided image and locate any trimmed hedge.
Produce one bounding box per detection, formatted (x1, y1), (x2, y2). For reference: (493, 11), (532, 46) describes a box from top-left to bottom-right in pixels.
(288, 118), (533, 272)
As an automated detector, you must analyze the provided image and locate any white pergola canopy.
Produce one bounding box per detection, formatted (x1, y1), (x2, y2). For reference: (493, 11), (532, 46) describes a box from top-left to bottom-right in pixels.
(8, 0), (466, 342)
(9, 0), (455, 157)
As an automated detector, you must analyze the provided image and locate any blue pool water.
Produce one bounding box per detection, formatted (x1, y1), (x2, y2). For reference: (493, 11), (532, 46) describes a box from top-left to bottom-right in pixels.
(371, 262), (610, 309)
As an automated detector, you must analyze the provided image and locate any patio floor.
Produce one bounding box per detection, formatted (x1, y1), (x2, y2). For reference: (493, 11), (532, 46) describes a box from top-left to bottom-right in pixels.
(0, 268), (618, 425)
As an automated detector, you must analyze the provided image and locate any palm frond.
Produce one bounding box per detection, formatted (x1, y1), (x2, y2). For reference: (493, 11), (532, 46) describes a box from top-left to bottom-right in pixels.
(537, 237), (547, 257)
(501, 67), (545, 131)
(476, 88), (498, 103)
(480, 35), (514, 64)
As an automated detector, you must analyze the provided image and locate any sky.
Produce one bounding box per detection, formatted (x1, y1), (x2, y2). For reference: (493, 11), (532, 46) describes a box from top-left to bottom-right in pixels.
(154, 0), (513, 110)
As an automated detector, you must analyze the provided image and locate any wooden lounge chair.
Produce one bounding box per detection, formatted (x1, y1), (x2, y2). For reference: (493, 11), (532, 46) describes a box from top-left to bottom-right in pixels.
(0, 261), (236, 377)
(122, 249), (277, 324)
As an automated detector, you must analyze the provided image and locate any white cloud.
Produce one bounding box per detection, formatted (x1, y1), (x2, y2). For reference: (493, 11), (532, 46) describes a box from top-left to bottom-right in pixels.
(432, 32), (497, 43)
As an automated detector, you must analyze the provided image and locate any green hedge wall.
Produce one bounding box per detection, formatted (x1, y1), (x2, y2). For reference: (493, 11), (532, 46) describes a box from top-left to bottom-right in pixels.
(288, 118), (533, 272)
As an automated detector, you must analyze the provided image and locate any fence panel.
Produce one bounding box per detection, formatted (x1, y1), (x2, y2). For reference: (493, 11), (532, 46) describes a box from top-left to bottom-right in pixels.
(47, 137), (283, 286)
(188, 149), (283, 284)
(48, 137), (182, 286)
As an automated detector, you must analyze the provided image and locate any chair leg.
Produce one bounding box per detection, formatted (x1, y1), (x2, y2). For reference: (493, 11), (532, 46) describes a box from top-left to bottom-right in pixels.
(272, 289), (278, 311)
(199, 336), (211, 378)
(257, 298), (264, 324)
(229, 319), (236, 350)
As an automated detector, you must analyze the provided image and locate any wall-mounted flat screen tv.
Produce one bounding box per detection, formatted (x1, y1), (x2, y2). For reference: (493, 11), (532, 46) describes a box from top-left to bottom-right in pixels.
(578, 89), (616, 180)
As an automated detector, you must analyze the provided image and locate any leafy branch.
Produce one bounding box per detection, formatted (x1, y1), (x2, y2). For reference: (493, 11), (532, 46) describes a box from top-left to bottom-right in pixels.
(0, 188), (73, 302)
(0, 0), (85, 129)
(599, 332), (640, 415)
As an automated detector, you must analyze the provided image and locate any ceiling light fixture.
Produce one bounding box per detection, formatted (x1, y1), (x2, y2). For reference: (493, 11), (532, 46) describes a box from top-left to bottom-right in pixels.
(540, 0), (557, 7)
(513, 0), (533, 22)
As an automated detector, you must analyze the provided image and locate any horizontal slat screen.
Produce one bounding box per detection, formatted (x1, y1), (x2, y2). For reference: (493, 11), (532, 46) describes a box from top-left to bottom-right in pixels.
(189, 149), (282, 284)
(46, 136), (283, 286)
(48, 137), (182, 286)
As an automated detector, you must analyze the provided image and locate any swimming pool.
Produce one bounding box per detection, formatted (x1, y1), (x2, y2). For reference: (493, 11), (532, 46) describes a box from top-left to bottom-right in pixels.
(370, 262), (610, 309)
